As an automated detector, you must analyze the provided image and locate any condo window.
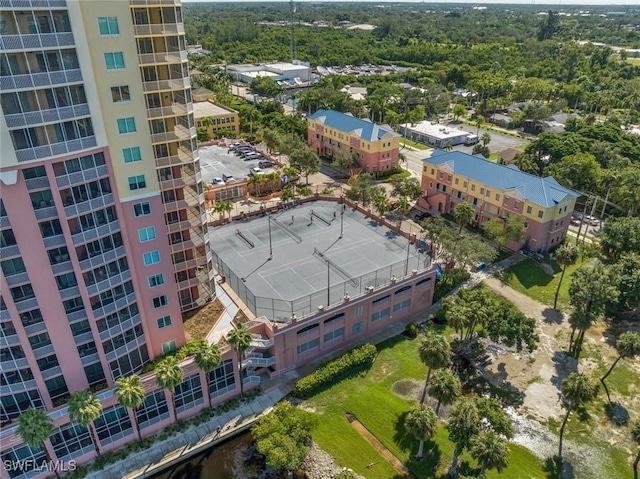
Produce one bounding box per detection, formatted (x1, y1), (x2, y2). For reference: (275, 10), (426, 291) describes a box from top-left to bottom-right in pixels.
(153, 295), (168, 309)
(111, 86), (130, 103)
(133, 202), (151, 217)
(162, 340), (177, 353)
(98, 16), (119, 35)
(117, 117), (136, 134)
(128, 175), (146, 191)
(138, 226), (156, 243)
(104, 52), (125, 70)
(143, 250), (160, 266)
(156, 315), (172, 329)
(538, 210), (544, 218)
(122, 146), (142, 163)
(527, 206), (532, 214)
(148, 274), (164, 288)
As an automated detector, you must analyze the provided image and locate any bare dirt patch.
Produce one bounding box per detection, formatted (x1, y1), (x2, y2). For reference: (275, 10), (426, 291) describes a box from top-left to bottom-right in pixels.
(392, 379), (422, 401)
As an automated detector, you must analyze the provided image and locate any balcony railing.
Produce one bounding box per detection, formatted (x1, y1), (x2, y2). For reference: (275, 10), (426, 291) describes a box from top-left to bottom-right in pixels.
(63, 193), (114, 218)
(1, 69), (82, 92)
(4, 103), (90, 129)
(98, 314), (141, 342)
(2, 0), (67, 8)
(130, 0), (180, 5)
(14, 135), (96, 163)
(146, 103), (188, 119)
(71, 220), (121, 246)
(133, 23), (185, 36)
(5, 271), (30, 287)
(85, 269), (131, 297)
(138, 51), (187, 65)
(55, 164), (109, 188)
(0, 32), (74, 51)
(78, 245), (126, 271)
(150, 124), (195, 144)
(250, 334), (274, 349)
(142, 77), (190, 93)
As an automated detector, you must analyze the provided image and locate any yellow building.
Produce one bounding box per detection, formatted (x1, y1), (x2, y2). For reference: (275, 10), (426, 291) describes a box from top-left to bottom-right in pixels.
(193, 100), (239, 139)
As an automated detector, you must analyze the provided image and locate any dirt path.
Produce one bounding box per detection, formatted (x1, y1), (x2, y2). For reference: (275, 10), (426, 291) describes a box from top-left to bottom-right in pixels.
(481, 276), (571, 420)
(346, 414), (411, 477)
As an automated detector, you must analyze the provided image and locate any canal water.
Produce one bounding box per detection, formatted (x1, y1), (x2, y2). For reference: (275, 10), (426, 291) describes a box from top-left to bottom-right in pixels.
(153, 432), (257, 479)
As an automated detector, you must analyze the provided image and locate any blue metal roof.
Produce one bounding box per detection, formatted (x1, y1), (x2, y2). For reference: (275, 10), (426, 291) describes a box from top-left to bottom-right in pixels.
(423, 150), (579, 208)
(308, 109), (399, 142)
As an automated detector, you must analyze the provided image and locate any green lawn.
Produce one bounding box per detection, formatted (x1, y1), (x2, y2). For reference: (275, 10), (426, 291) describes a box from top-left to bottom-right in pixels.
(400, 138), (429, 150)
(499, 257), (587, 310)
(305, 336), (546, 478)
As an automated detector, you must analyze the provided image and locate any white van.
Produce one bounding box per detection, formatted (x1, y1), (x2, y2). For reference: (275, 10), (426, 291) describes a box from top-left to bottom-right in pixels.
(464, 134), (479, 146)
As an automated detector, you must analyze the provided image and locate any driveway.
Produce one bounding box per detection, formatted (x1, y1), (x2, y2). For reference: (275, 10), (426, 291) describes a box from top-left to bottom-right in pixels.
(446, 123), (528, 154)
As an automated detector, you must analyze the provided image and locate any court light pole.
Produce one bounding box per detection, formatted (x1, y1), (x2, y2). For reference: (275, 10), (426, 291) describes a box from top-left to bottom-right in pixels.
(327, 261), (330, 307)
(339, 195), (344, 238)
(268, 215), (273, 260)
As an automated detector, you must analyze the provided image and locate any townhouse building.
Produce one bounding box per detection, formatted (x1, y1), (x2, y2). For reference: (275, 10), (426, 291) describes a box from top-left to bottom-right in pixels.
(421, 151), (579, 252)
(307, 109), (400, 174)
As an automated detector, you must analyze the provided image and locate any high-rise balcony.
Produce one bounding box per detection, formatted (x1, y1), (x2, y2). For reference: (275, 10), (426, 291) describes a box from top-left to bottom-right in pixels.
(130, 0), (180, 5)
(1, 69), (83, 91)
(146, 102), (188, 119)
(14, 135), (96, 163)
(138, 50), (187, 65)
(55, 164), (109, 188)
(71, 220), (121, 246)
(133, 23), (185, 36)
(150, 124), (196, 144)
(3, 0), (67, 7)
(0, 32), (75, 52)
(4, 104), (90, 129)
(142, 77), (189, 93)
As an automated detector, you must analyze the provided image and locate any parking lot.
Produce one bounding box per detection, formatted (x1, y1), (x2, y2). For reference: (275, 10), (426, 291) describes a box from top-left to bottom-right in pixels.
(198, 144), (277, 185)
(446, 123), (528, 154)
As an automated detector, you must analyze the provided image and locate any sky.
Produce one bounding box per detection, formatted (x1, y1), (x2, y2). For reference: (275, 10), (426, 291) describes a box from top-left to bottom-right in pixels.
(183, 0), (639, 5)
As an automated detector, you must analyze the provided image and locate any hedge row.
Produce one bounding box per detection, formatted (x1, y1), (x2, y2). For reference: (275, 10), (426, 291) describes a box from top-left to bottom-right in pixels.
(292, 343), (377, 398)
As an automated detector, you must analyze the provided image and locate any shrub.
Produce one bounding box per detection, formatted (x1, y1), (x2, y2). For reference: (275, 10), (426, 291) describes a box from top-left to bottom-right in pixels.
(142, 339), (208, 373)
(291, 344), (377, 398)
(433, 267), (470, 302)
(405, 322), (419, 338)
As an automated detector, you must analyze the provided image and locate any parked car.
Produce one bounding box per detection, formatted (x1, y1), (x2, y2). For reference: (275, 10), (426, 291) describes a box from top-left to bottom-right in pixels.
(414, 211), (432, 221)
(248, 167), (263, 176)
(258, 161), (275, 168)
(212, 177), (225, 186)
(222, 173), (235, 182)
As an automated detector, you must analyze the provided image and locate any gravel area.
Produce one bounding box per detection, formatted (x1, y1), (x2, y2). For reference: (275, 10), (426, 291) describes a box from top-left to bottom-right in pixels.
(301, 442), (365, 479)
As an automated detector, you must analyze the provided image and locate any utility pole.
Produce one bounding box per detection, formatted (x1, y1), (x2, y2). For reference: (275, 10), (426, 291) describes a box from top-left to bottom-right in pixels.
(290, 0), (296, 63)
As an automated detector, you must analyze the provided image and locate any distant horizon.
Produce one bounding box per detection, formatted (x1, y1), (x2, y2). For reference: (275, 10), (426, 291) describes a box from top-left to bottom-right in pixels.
(183, 0), (639, 6)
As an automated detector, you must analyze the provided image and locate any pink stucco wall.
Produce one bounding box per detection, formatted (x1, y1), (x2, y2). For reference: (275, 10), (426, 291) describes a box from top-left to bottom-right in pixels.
(273, 270), (436, 371)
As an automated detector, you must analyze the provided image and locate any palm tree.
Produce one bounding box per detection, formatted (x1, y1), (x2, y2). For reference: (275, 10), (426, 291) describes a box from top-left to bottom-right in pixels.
(404, 404), (438, 459)
(429, 368), (461, 413)
(227, 322), (253, 399)
(17, 408), (59, 478)
(372, 189), (390, 222)
(154, 357), (184, 422)
(553, 243), (578, 309)
(454, 202), (474, 233)
(481, 132), (492, 147)
(469, 431), (509, 476)
(600, 332), (640, 403)
(631, 419), (640, 479)
(475, 116), (484, 136)
(395, 196), (411, 227)
(68, 390), (102, 456)
(447, 398), (480, 477)
(418, 331), (451, 404)
(443, 139), (453, 151)
(558, 373), (599, 461)
(115, 375), (146, 444)
(194, 342), (222, 408)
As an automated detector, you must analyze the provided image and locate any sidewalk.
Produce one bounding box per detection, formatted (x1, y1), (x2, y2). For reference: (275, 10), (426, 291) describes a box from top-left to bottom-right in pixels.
(89, 387), (288, 479)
